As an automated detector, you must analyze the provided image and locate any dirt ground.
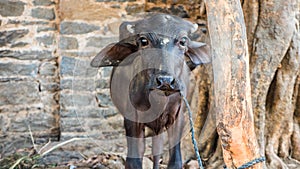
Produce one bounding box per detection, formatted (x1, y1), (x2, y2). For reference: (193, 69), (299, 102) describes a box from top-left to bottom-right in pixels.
(0, 146), (200, 169)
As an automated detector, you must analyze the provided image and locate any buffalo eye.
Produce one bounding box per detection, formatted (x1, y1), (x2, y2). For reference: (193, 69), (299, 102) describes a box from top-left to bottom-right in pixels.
(138, 36), (149, 47)
(179, 37), (188, 47)
(178, 37), (188, 48)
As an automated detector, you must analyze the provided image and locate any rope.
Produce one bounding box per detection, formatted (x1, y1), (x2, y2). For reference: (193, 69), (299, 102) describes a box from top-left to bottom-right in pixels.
(181, 93), (265, 169)
(223, 157), (266, 169)
(181, 94), (204, 169)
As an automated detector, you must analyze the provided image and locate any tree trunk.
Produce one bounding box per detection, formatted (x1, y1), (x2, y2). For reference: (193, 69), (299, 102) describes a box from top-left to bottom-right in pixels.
(191, 0), (300, 168)
(243, 0), (299, 168)
(205, 0), (262, 168)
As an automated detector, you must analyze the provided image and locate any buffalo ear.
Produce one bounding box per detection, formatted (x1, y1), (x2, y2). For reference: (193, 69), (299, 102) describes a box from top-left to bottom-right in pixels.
(185, 41), (211, 70)
(91, 41), (138, 67)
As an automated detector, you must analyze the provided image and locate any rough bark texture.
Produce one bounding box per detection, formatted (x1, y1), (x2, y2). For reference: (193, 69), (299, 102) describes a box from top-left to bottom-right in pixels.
(244, 0), (299, 168)
(191, 0), (300, 168)
(205, 0), (261, 168)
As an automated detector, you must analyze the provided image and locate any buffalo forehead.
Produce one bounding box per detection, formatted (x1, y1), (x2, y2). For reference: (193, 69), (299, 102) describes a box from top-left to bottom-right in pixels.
(120, 14), (193, 38)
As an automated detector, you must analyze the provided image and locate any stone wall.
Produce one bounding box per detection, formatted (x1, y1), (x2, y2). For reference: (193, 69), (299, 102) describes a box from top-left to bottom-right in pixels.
(0, 0), (206, 164)
(0, 0), (60, 155)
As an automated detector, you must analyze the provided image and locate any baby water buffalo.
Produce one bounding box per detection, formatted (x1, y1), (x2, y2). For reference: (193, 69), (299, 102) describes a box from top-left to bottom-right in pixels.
(91, 14), (210, 169)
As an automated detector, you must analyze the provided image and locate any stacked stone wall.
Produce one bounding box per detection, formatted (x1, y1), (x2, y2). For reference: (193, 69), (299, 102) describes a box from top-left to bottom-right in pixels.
(0, 0), (206, 164)
(0, 0), (60, 155)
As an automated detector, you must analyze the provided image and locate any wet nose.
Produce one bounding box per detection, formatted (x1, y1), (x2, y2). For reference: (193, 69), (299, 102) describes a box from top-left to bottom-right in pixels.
(156, 75), (176, 90)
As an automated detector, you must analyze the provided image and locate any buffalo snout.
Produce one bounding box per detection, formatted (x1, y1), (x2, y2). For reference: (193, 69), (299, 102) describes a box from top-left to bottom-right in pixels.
(154, 73), (181, 97)
(156, 75), (176, 90)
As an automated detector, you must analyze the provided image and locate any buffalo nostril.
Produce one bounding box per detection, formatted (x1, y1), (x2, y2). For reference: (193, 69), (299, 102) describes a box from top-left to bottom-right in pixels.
(156, 77), (162, 87)
(156, 75), (175, 90)
(170, 78), (176, 89)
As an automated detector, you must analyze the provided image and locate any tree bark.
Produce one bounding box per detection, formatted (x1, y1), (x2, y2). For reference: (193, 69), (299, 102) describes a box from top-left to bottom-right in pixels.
(188, 0), (300, 168)
(243, 0), (299, 168)
(292, 75), (300, 161)
(205, 0), (262, 168)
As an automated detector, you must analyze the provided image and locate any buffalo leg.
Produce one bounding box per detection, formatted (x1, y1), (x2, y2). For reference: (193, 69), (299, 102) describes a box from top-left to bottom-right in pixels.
(167, 108), (184, 169)
(152, 134), (164, 169)
(124, 118), (145, 169)
(167, 143), (182, 169)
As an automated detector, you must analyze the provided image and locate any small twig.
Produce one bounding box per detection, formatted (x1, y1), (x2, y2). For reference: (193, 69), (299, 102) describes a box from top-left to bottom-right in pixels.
(9, 156), (28, 169)
(9, 127), (89, 168)
(289, 158), (300, 165)
(78, 152), (88, 160)
(28, 125), (37, 152)
(38, 139), (52, 154)
(41, 138), (88, 157)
